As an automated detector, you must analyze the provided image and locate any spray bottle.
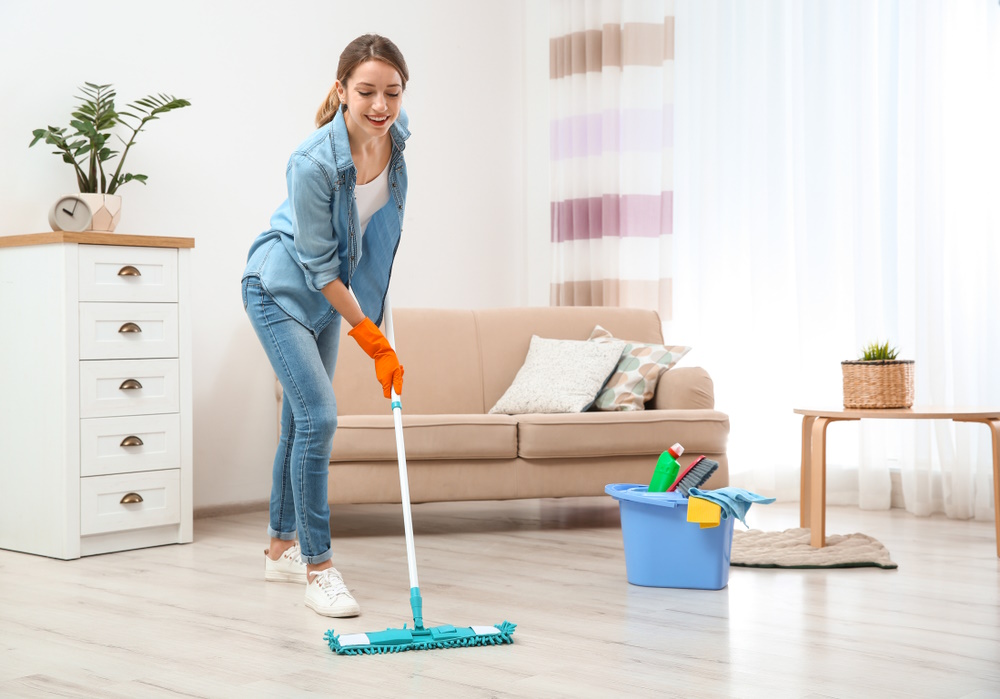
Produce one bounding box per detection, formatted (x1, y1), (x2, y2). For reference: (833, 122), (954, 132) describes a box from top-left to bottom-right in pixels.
(648, 443), (684, 492)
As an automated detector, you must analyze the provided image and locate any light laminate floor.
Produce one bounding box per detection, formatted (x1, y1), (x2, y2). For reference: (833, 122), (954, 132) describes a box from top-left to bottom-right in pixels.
(1, 499), (998, 698)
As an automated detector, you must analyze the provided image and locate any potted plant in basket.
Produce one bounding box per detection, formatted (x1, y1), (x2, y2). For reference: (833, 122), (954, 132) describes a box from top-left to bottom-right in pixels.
(29, 82), (191, 233)
(842, 340), (914, 409)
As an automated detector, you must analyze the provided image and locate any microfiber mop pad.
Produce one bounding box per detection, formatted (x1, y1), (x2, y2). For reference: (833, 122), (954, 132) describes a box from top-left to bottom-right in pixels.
(326, 621), (517, 655)
(687, 487), (775, 527)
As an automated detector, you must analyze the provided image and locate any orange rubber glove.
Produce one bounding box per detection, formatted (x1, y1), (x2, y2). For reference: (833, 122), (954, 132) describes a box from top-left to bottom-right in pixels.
(348, 317), (403, 398)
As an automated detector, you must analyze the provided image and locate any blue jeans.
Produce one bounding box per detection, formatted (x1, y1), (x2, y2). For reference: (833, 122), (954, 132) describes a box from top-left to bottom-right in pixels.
(242, 278), (340, 565)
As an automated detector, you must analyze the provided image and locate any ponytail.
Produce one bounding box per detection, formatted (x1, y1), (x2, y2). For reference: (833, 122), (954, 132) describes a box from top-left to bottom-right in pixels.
(315, 85), (341, 128)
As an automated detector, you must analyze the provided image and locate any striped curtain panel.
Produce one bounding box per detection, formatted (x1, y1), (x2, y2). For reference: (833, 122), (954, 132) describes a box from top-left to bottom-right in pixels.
(550, 0), (675, 319)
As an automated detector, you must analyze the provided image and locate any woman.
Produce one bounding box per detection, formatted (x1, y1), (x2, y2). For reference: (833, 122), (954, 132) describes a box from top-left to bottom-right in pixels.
(242, 34), (409, 618)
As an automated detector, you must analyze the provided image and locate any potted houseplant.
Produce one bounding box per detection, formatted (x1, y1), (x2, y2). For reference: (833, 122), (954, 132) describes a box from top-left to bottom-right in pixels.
(29, 82), (190, 233)
(842, 340), (915, 409)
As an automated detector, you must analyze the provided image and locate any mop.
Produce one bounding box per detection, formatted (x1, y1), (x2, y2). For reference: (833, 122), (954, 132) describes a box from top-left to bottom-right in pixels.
(324, 297), (516, 655)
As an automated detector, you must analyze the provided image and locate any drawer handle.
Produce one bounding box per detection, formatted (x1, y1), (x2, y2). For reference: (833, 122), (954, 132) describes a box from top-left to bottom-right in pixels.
(119, 379), (143, 390)
(120, 435), (144, 447)
(118, 265), (142, 277)
(120, 492), (144, 504)
(118, 322), (143, 334)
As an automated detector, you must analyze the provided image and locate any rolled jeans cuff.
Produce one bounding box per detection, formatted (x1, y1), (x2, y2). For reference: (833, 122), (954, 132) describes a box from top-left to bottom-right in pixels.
(301, 547), (333, 566)
(268, 526), (296, 541)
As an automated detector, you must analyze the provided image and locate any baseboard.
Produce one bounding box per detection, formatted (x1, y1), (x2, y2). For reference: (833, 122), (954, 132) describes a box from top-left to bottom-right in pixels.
(199, 475), (910, 517)
(194, 500), (268, 519)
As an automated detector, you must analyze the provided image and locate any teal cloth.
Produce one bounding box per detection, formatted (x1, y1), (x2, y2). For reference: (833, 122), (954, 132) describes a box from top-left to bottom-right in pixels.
(687, 487), (776, 527)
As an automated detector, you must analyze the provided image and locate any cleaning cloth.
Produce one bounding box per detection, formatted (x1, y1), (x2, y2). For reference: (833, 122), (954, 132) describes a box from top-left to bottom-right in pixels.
(687, 487), (776, 528)
(687, 496), (722, 528)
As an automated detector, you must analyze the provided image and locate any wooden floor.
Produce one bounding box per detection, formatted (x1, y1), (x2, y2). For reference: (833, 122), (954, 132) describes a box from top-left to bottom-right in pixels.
(1, 499), (998, 698)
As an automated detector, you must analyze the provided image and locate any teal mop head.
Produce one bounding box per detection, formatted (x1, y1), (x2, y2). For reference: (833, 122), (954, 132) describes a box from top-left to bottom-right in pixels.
(326, 620), (516, 655)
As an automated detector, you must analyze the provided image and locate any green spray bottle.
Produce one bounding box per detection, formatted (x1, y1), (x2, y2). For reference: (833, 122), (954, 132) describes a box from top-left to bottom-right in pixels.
(648, 443), (684, 492)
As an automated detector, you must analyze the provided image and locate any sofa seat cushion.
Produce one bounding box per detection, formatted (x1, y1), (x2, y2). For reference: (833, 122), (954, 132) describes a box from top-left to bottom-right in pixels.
(331, 414), (518, 462)
(515, 409), (730, 459)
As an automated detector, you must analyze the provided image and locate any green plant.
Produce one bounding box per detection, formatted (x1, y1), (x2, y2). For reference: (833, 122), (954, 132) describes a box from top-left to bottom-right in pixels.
(29, 82), (191, 194)
(859, 340), (900, 361)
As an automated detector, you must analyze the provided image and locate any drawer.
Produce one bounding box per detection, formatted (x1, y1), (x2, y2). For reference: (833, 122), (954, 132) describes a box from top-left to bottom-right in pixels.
(80, 359), (180, 418)
(79, 245), (178, 302)
(80, 470), (181, 536)
(80, 303), (179, 360)
(81, 414), (182, 477)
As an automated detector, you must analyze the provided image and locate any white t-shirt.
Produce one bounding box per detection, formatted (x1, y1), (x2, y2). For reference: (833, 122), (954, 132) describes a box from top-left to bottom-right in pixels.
(354, 161), (392, 262)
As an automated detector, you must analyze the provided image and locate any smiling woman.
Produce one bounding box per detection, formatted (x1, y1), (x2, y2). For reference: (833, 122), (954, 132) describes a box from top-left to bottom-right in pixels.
(241, 33), (411, 619)
(335, 61), (404, 184)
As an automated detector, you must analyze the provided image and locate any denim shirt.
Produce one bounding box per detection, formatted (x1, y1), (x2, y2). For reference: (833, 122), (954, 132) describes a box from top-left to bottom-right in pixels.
(243, 107), (410, 334)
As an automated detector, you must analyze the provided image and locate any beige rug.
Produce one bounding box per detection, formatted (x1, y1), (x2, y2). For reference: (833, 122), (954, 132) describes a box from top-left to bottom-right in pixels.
(731, 528), (898, 569)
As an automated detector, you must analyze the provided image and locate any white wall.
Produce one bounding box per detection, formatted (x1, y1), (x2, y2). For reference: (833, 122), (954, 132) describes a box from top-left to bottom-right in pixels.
(0, 0), (551, 511)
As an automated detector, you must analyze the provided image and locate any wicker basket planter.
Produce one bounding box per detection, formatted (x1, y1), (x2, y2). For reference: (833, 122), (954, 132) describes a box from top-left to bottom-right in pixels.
(842, 359), (914, 409)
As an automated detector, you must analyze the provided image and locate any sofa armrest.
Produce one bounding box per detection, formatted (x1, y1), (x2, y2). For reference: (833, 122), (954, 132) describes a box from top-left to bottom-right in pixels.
(649, 367), (715, 410)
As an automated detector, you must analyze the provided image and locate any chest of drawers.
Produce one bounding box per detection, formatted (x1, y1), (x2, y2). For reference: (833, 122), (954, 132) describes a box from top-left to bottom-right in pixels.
(0, 232), (194, 559)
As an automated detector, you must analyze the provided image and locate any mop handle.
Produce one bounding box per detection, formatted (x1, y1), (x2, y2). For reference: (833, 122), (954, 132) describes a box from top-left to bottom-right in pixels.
(382, 297), (420, 592)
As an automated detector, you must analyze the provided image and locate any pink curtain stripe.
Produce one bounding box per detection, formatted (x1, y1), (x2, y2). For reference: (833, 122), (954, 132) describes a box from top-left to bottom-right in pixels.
(549, 22), (675, 80)
(549, 107), (674, 160)
(551, 193), (673, 242)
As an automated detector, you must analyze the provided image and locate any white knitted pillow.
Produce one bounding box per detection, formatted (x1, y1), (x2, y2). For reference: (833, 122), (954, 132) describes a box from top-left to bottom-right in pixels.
(489, 335), (626, 414)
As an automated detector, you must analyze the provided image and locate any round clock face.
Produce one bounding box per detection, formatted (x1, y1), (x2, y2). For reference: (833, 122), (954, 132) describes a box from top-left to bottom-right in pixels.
(49, 195), (92, 232)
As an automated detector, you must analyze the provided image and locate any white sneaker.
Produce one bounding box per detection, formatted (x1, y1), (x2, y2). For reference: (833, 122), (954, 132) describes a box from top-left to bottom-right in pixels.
(264, 544), (307, 583)
(305, 568), (361, 618)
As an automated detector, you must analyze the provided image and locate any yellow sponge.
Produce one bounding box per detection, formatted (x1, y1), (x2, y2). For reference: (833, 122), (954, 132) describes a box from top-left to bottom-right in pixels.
(687, 496), (722, 528)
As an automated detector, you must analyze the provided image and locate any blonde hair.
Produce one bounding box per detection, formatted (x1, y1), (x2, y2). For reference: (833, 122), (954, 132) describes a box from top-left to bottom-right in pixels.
(315, 34), (409, 128)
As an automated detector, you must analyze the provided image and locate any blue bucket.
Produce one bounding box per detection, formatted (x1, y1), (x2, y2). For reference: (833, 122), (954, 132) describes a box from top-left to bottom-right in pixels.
(605, 483), (734, 590)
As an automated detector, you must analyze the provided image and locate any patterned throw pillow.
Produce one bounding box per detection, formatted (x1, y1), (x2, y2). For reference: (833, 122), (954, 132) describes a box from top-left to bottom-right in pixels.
(489, 335), (627, 414)
(588, 325), (691, 411)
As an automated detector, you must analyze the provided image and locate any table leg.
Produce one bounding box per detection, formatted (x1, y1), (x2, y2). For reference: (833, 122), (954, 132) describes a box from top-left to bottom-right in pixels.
(809, 417), (831, 548)
(955, 417), (1000, 559)
(800, 415), (817, 528)
(989, 420), (1000, 559)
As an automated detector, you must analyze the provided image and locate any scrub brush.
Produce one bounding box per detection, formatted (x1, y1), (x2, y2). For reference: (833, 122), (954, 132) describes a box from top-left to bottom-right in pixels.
(667, 456), (719, 496)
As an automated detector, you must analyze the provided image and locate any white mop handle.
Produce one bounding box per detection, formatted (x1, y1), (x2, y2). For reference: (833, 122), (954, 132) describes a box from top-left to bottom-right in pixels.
(382, 296), (420, 591)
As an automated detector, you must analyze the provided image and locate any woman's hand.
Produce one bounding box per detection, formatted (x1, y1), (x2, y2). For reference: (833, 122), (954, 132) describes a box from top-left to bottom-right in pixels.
(348, 317), (403, 398)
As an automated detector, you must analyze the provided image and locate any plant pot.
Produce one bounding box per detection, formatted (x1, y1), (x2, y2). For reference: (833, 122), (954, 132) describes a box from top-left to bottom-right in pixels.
(80, 193), (122, 232)
(841, 359), (915, 409)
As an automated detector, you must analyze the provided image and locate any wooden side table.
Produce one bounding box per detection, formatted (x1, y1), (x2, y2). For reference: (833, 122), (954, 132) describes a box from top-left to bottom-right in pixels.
(794, 407), (1000, 557)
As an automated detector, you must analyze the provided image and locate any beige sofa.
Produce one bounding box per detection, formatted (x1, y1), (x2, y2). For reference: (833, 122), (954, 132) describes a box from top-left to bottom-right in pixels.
(277, 306), (730, 504)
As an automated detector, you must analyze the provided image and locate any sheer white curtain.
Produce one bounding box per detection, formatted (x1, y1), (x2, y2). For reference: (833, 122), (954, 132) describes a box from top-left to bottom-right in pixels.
(672, 0), (1000, 521)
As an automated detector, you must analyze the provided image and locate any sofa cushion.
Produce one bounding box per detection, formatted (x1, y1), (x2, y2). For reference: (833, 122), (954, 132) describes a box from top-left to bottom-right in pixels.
(515, 409), (730, 459)
(333, 309), (485, 416)
(488, 336), (626, 415)
(588, 325), (691, 411)
(331, 413), (518, 461)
